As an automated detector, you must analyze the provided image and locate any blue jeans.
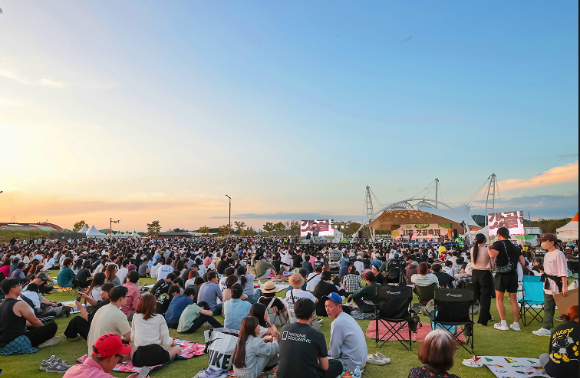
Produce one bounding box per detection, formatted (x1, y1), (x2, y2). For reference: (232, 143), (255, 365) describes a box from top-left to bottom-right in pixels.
(246, 290), (262, 304)
(212, 303), (222, 316)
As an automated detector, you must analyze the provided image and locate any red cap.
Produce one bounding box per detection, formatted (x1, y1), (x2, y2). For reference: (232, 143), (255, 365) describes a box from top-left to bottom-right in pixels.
(92, 333), (131, 358)
(538, 234), (557, 243)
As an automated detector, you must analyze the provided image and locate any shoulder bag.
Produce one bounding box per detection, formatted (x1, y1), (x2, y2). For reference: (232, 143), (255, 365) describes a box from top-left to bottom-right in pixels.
(495, 241), (514, 274)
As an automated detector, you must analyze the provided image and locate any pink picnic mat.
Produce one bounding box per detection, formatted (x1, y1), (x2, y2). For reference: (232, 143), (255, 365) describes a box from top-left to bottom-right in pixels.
(365, 322), (466, 343)
(77, 340), (205, 373)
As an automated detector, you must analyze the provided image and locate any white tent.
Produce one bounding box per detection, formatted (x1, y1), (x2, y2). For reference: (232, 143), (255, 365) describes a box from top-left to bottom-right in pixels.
(557, 213), (579, 241)
(131, 231), (141, 238)
(79, 225), (89, 234)
(86, 225), (106, 239)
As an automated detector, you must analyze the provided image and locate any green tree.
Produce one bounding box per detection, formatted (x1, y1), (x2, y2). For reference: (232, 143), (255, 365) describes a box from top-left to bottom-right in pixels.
(289, 221), (300, 235)
(147, 220), (161, 237)
(273, 222), (285, 236)
(218, 224), (232, 235)
(173, 228), (186, 232)
(263, 222), (274, 235)
(234, 221), (246, 234)
(198, 226), (210, 234)
(73, 220), (86, 232)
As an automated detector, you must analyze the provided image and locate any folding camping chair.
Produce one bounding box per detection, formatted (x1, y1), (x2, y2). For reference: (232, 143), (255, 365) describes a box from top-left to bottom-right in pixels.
(414, 283), (437, 305)
(430, 288), (475, 354)
(518, 281), (545, 326)
(365, 284), (414, 350)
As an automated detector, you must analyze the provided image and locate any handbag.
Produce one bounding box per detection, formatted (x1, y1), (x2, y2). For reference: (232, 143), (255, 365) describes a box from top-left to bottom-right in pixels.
(495, 241), (514, 274)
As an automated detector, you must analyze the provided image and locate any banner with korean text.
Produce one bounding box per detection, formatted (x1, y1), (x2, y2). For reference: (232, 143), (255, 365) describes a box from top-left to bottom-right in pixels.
(390, 223), (453, 239)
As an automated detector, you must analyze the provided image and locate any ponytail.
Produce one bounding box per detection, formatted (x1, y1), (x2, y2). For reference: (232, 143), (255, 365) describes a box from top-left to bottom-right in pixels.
(472, 233), (486, 263)
(237, 266), (247, 287)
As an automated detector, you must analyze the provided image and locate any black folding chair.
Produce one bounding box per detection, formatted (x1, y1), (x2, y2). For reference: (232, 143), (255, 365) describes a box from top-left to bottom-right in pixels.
(430, 288), (475, 354)
(365, 284), (414, 350)
(413, 283), (437, 305)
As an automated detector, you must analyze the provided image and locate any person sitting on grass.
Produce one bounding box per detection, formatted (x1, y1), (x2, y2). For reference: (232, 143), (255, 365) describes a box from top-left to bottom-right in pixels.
(121, 271), (141, 320)
(63, 333), (146, 378)
(156, 284), (181, 315)
(233, 316), (279, 378)
(151, 272), (176, 297)
(408, 329), (460, 378)
(177, 300), (222, 334)
(224, 284), (253, 330)
(348, 271), (381, 314)
(63, 283), (115, 341)
(86, 286), (132, 358)
(130, 294), (181, 367)
(324, 292), (367, 374)
(57, 258), (76, 288)
(164, 287), (197, 328)
(0, 278), (59, 355)
(540, 305), (579, 378)
(249, 303), (280, 338)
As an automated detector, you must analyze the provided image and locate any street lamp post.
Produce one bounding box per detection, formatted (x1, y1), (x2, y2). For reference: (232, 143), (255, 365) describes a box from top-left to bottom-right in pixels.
(225, 195), (231, 237)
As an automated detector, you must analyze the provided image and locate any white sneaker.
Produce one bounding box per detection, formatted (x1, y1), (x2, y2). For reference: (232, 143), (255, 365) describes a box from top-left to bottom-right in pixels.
(38, 336), (61, 348)
(532, 328), (551, 337)
(493, 322), (509, 331)
(510, 323), (521, 331)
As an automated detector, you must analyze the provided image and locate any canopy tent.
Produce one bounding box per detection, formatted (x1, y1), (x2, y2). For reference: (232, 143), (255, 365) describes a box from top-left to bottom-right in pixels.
(79, 225), (89, 234)
(557, 213), (579, 241)
(131, 231), (141, 238)
(356, 199), (480, 243)
(86, 225), (106, 239)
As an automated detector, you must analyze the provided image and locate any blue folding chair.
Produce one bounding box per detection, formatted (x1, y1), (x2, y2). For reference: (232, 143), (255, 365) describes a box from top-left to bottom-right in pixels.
(522, 275), (542, 282)
(518, 281), (544, 326)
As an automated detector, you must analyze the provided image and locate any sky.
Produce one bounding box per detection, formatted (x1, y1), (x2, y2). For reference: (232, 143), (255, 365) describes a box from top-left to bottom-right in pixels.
(0, 1), (578, 232)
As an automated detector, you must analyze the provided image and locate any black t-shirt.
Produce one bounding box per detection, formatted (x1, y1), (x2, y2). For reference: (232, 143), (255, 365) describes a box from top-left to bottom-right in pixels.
(313, 281), (339, 317)
(545, 321), (579, 378)
(76, 268), (91, 284)
(492, 240), (521, 272)
(156, 293), (173, 315)
(151, 280), (171, 297)
(258, 296), (285, 313)
(277, 322), (328, 378)
(292, 255), (302, 269)
(434, 272), (456, 288)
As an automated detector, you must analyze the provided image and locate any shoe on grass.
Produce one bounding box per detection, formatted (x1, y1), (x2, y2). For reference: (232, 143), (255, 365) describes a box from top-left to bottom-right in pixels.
(493, 322), (509, 331)
(373, 352), (390, 364)
(532, 328), (551, 337)
(38, 336), (61, 348)
(62, 332), (81, 341)
(462, 355), (483, 368)
(39, 355), (57, 371)
(45, 361), (71, 373)
(555, 316), (562, 322)
(510, 322), (521, 331)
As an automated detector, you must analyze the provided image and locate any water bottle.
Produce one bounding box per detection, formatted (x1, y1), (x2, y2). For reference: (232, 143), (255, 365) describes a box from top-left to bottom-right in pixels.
(353, 366), (361, 378)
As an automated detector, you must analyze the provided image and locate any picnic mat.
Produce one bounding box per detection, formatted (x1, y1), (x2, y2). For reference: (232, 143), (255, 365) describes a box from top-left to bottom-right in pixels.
(225, 368), (353, 378)
(477, 356), (548, 378)
(365, 322), (466, 343)
(77, 340), (205, 373)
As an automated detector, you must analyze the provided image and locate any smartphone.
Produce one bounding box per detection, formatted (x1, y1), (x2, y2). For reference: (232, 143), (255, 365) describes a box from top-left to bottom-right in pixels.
(76, 293), (82, 302)
(136, 366), (151, 378)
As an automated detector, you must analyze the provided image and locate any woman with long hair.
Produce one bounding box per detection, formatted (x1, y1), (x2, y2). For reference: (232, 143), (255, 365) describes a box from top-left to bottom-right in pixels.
(105, 264), (121, 286)
(471, 233), (493, 326)
(87, 272), (106, 301)
(249, 303), (280, 338)
(237, 266), (260, 304)
(232, 316), (279, 378)
(131, 294), (181, 367)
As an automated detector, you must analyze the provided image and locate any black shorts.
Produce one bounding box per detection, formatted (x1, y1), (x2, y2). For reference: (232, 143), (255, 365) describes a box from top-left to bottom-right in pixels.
(494, 273), (518, 293)
(132, 344), (170, 367)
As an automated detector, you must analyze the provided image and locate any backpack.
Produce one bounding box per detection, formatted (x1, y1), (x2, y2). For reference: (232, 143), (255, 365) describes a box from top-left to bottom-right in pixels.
(383, 259), (407, 285)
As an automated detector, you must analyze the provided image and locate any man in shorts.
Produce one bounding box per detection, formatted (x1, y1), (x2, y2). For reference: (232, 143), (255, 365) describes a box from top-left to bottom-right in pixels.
(488, 227), (526, 331)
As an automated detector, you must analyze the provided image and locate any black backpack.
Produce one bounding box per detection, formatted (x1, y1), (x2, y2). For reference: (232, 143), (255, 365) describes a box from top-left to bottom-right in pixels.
(383, 259), (407, 285)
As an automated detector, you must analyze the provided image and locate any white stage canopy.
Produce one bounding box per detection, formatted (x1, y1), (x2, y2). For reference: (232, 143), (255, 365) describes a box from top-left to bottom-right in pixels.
(557, 213), (578, 241)
(86, 225), (106, 239)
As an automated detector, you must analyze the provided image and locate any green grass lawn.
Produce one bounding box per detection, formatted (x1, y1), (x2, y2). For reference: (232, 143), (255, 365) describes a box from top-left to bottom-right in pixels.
(0, 276), (552, 378)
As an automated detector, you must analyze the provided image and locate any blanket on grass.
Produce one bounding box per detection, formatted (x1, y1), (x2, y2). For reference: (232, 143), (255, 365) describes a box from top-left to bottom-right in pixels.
(224, 368), (353, 378)
(76, 340), (205, 373)
(365, 322), (466, 343)
(477, 356), (549, 378)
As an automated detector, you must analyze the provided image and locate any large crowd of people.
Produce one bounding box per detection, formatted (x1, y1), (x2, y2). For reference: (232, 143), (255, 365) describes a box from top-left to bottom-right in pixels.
(0, 229), (577, 378)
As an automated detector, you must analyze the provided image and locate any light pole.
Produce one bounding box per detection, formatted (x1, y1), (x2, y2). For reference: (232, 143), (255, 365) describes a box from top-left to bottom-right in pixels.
(225, 195), (231, 237)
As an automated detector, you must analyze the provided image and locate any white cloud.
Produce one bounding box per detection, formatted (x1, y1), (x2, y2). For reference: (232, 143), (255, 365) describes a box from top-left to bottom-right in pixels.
(498, 162), (578, 191)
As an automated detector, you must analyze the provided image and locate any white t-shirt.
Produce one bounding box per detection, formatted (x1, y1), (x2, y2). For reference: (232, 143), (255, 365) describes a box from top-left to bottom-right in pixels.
(44, 258), (55, 270)
(285, 288), (317, 313)
(157, 265), (174, 281)
(117, 267), (128, 284)
(305, 273), (321, 292)
(543, 249), (568, 295)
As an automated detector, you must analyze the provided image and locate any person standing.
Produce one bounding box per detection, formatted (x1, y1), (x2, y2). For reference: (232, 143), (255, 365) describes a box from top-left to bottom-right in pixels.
(488, 227), (525, 331)
(471, 233), (493, 326)
(533, 234), (569, 337)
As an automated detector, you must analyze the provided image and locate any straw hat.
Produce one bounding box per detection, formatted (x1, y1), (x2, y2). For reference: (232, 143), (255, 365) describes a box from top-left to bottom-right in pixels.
(289, 272), (304, 288)
(262, 281), (278, 294)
